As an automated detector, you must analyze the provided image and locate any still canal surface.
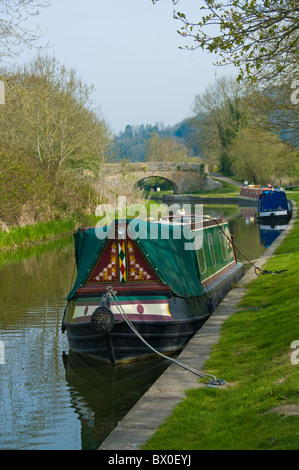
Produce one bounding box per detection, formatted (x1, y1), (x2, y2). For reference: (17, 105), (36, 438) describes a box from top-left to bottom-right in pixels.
(0, 204), (289, 449)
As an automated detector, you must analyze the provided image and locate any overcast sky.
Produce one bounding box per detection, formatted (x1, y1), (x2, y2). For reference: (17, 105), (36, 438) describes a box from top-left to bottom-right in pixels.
(20, 0), (235, 135)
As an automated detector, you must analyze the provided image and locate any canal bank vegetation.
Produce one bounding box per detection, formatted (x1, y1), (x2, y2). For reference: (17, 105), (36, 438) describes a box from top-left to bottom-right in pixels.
(0, 214), (100, 252)
(186, 178), (240, 196)
(143, 193), (299, 450)
(190, 76), (299, 185)
(0, 55), (115, 250)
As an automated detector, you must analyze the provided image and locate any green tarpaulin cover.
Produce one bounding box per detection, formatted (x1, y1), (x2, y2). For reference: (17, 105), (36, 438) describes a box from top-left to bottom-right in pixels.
(66, 219), (204, 300)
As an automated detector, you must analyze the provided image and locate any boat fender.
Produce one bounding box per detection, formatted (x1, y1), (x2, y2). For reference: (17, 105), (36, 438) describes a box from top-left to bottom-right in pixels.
(91, 306), (114, 333)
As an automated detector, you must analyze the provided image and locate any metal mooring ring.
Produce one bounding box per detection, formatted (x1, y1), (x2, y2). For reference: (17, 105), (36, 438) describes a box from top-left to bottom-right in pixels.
(91, 306), (114, 333)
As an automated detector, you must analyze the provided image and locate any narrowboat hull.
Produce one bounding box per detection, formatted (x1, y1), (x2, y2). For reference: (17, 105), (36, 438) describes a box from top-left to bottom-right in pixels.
(255, 210), (292, 224)
(64, 315), (210, 364)
(63, 217), (243, 363)
(63, 264), (243, 364)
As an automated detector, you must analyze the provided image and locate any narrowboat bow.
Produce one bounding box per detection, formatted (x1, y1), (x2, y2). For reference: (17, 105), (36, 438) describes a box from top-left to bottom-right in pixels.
(62, 215), (243, 363)
(255, 189), (292, 223)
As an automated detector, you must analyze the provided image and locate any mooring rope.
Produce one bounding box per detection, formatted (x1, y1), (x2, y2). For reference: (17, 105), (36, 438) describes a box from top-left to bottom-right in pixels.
(212, 218), (287, 276)
(105, 286), (225, 388)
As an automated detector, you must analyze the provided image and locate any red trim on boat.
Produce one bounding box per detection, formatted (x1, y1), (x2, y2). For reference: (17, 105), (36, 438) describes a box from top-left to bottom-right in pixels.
(75, 281), (172, 295)
(75, 299), (170, 307)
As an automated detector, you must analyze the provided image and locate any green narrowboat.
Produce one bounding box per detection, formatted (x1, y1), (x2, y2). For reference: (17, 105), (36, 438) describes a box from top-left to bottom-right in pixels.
(62, 215), (243, 363)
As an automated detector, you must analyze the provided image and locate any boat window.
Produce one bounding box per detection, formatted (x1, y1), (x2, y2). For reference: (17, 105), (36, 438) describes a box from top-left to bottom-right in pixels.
(224, 227), (235, 260)
(218, 231), (228, 261)
(208, 233), (216, 267)
(197, 247), (207, 274)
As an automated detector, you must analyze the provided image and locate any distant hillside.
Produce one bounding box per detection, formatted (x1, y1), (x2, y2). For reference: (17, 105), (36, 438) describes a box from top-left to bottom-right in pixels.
(112, 117), (204, 162)
(160, 117), (204, 156)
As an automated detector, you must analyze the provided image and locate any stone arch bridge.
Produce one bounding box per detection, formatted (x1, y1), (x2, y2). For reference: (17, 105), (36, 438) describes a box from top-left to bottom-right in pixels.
(101, 162), (220, 194)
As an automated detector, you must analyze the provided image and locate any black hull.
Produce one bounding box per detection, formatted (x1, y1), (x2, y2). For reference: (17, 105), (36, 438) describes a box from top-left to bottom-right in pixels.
(64, 262), (244, 364)
(256, 213), (292, 224)
(65, 314), (210, 364)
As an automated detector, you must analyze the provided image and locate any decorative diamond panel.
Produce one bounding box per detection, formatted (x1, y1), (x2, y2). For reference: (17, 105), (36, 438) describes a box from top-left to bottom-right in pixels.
(87, 236), (159, 284)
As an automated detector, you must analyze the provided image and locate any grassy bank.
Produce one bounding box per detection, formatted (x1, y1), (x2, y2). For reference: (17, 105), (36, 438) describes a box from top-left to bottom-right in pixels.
(0, 214), (100, 252)
(143, 193), (299, 450)
(0, 199), (161, 252)
(186, 178), (240, 196)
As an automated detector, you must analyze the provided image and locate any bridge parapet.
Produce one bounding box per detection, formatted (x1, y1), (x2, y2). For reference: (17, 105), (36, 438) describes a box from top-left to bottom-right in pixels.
(103, 161), (209, 175)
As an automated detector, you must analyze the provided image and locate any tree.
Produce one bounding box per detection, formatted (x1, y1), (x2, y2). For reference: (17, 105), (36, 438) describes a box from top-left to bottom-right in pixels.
(0, 55), (112, 179)
(245, 82), (299, 148)
(0, 0), (50, 61)
(192, 76), (247, 172)
(227, 127), (298, 184)
(113, 123), (165, 161)
(145, 132), (189, 162)
(159, 0), (299, 84)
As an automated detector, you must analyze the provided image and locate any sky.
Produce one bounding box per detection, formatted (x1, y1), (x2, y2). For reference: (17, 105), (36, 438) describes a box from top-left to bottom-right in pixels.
(19, 0), (235, 135)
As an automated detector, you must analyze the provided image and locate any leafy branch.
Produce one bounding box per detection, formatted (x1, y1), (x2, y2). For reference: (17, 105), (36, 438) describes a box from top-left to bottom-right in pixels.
(155, 0), (299, 84)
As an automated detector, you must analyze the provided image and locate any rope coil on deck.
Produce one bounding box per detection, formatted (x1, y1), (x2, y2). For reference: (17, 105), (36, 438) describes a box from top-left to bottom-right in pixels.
(105, 286), (225, 388)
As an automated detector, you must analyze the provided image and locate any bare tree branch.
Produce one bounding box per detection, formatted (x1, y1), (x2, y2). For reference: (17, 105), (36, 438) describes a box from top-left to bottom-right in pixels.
(0, 0), (50, 61)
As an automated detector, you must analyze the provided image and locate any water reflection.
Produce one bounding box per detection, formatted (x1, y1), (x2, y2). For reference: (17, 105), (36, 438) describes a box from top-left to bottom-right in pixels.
(203, 204), (267, 266)
(233, 203), (290, 254)
(62, 352), (170, 450)
(258, 223), (288, 248)
(0, 237), (171, 450)
(0, 238), (77, 450)
(0, 204), (290, 449)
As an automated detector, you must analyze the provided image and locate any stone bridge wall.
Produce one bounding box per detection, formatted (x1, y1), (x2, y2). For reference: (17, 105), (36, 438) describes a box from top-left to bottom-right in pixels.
(101, 162), (220, 194)
(103, 162), (209, 174)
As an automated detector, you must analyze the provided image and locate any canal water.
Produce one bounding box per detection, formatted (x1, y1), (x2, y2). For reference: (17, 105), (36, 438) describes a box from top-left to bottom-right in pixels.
(0, 204), (289, 449)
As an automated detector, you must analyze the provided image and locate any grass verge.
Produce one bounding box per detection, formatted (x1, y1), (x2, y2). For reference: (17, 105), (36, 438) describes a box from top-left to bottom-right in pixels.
(184, 179), (240, 196)
(0, 199), (164, 252)
(142, 192), (299, 450)
(0, 213), (100, 252)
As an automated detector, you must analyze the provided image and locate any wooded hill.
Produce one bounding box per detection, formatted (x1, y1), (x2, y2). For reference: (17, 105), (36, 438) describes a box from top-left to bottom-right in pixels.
(112, 118), (203, 162)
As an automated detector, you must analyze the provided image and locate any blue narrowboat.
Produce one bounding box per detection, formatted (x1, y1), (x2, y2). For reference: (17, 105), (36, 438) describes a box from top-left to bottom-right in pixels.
(255, 189), (292, 223)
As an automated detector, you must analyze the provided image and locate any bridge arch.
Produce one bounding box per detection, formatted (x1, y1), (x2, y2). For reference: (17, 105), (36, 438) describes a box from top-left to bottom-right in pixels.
(100, 162), (220, 195)
(134, 175), (179, 195)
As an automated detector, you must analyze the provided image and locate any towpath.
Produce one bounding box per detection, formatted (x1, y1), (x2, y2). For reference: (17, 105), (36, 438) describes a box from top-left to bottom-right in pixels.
(99, 202), (296, 451)
(210, 172), (244, 188)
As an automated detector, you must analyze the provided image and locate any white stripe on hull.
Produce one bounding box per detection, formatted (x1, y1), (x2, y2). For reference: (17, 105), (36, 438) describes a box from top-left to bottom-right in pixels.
(72, 301), (171, 320)
(256, 210), (288, 217)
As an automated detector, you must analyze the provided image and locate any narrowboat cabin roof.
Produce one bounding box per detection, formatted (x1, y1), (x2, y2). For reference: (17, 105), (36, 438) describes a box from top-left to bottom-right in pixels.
(258, 189), (288, 211)
(66, 215), (231, 301)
